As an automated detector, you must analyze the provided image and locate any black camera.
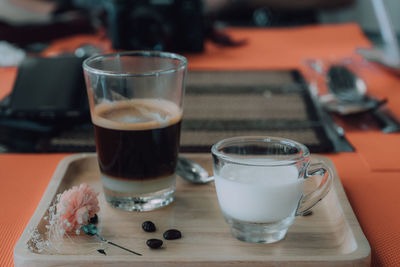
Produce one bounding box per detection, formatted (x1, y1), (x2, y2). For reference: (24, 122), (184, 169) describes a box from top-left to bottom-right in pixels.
(74, 0), (205, 52)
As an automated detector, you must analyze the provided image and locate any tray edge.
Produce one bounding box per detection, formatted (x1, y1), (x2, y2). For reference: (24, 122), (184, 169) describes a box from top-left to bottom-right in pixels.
(14, 153), (371, 266)
(312, 154), (371, 264)
(14, 153), (97, 265)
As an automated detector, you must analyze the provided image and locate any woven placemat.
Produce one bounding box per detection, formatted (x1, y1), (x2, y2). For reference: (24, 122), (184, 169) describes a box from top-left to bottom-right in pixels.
(0, 70), (352, 153)
(178, 70), (352, 153)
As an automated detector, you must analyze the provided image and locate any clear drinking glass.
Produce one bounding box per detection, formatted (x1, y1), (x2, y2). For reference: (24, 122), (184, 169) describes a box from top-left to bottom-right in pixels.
(83, 51), (187, 211)
(211, 136), (333, 243)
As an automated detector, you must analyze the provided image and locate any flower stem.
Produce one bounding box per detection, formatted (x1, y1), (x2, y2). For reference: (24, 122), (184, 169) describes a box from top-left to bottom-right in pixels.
(95, 233), (142, 256)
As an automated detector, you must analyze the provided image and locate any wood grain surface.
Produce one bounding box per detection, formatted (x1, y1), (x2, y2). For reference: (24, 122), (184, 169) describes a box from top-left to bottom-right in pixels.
(14, 153), (370, 266)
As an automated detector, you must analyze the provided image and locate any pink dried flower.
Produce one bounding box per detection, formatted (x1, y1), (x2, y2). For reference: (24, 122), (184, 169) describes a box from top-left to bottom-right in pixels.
(56, 183), (99, 232)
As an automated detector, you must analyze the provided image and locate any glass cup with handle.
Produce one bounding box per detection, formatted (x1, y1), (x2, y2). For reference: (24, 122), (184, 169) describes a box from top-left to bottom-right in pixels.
(83, 51), (187, 212)
(211, 136), (333, 243)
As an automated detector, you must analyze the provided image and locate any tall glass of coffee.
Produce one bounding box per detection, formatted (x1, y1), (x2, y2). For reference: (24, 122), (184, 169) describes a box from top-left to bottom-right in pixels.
(83, 51), (187, 211)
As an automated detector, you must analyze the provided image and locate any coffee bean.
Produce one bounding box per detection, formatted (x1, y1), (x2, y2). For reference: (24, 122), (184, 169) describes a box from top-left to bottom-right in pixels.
(97, 249), (106, 255)
(163, 229), (182, 240)
(146, 239), (163, 249)
(142, 221), (156, 232)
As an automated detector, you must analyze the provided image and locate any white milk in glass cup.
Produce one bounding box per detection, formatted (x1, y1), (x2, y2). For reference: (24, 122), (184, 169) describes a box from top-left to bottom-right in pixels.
(212, 136), (333, 243)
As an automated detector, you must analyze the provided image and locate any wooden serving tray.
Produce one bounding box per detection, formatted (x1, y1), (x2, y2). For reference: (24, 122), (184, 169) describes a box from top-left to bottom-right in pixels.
(14, 153), (370, 266)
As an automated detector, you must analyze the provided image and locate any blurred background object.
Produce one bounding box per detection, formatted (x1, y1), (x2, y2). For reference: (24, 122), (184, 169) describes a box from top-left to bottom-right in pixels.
(319, 0), (400, 36)
(0, 0), (56, 25)
(0, 41), (25, 66)
(321, 0), (400, 73)
(0, 0), (357, 53)
(205, 0), (355, 27)
(2, 0), (399, 54)
(0, 0), (95, 52)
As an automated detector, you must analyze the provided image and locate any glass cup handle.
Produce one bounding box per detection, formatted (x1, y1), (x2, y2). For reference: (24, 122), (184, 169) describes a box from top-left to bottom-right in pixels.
(295, 162), (333, 216)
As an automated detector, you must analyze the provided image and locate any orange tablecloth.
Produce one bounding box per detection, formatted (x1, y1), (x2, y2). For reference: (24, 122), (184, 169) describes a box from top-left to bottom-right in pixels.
(1, 23), (400, 266)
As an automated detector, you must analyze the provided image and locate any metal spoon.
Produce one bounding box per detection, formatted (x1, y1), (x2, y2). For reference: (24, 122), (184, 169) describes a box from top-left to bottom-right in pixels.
(322, 65), (380, 115)
(325, 65), (400, 133)
(177, 157), (213, 184)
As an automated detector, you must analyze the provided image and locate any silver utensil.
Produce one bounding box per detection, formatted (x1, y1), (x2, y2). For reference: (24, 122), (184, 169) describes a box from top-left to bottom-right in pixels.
(177, 157), (213, 184)
(326, 65), (400, 133)
(322, 65), (380, 115)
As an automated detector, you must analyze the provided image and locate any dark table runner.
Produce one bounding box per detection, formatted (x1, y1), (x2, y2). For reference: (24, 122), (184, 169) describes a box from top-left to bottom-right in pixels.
(1, 70), (353, 153)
